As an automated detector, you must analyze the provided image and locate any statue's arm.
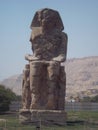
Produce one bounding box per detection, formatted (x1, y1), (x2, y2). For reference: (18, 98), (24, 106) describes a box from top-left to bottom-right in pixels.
(25, 54), (39, 61)
(53, 32), (68, 62)
(60, 32), (68, 61)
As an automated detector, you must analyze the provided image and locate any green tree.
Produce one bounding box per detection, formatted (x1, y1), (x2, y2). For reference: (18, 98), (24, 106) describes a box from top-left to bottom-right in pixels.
(91, 95), (98, 102)
(0, 84), (17, 113)
(81, 96), (91, 102)
(81, 95), (98, 102)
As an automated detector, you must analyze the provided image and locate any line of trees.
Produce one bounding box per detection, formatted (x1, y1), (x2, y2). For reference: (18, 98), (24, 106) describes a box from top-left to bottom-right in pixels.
(69, 95), (98, 102)
(81, 95), (98, 102)
(0, 84), (21, 113)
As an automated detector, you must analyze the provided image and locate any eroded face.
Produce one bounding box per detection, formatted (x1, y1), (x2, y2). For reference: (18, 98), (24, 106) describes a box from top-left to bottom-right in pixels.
(30, 8), (64, 33)
(37, 10), (56, 32)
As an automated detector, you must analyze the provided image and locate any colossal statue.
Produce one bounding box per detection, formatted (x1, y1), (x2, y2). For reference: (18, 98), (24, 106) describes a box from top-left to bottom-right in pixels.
(20, 8), (68, 125)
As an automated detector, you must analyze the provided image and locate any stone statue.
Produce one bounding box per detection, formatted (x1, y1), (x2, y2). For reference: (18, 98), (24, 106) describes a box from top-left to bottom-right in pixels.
(20, 8), (68, 125)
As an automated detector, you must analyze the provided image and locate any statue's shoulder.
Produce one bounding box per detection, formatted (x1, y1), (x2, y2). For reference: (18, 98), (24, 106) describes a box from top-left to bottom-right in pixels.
(60, 32), (68, 44)
(61, 32), (68, 39)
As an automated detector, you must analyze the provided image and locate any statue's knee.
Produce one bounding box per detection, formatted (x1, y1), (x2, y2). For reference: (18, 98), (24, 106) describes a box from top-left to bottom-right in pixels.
(30, 61), (43, 76)
(47, 64), (60, 80)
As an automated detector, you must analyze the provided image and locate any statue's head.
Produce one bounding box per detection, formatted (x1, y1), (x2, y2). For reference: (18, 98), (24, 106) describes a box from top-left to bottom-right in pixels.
(30, 8), (64, 33)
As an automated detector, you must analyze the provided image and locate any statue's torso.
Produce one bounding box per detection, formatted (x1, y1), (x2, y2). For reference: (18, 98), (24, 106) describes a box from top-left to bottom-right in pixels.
(32, 33), (62, 60)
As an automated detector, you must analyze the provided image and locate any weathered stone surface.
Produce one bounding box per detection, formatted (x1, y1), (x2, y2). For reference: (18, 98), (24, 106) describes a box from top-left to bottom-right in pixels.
(20, 8), (68, 125)
(27, 60), (66, 110)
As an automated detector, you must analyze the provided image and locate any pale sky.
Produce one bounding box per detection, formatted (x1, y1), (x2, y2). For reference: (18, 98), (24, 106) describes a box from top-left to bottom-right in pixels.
(0, 0), (98, 81)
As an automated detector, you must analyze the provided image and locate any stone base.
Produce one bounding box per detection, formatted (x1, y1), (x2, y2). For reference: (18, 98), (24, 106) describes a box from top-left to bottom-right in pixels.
(19, 109), (67, 126)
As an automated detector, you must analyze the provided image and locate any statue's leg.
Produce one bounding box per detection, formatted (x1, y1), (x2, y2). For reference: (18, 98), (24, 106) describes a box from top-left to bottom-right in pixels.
(46, 61), (60, 109)
(58, 66), (66, 110)
(25, 86), (31, 109)
(22, 83), (26, 109)
(22, 64), (30, 109)
(30, 61), (43, 109)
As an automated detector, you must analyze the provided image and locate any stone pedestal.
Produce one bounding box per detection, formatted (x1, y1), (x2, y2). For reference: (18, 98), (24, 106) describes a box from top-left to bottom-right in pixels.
(19, 109), (67, 126)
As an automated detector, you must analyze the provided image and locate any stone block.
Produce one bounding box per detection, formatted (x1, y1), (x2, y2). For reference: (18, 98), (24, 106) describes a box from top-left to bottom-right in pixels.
(19, 109), (67, 126)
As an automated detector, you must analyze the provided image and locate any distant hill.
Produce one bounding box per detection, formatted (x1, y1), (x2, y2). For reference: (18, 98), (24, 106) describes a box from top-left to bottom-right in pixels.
(1, 56), (98, 98)
(65, 56), (98, 98)
(1, 74), (23, 95)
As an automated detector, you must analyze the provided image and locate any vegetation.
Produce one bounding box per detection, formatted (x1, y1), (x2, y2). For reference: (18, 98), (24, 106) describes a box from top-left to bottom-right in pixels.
(81, 95), (98, 102)
(67, 111), (98, 121)
(0, 84), (20, 113)
(0, 111), (98, 130)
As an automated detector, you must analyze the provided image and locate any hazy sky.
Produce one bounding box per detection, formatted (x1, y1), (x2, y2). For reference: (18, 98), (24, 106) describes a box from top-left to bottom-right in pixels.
(0, 0), (98, 81)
